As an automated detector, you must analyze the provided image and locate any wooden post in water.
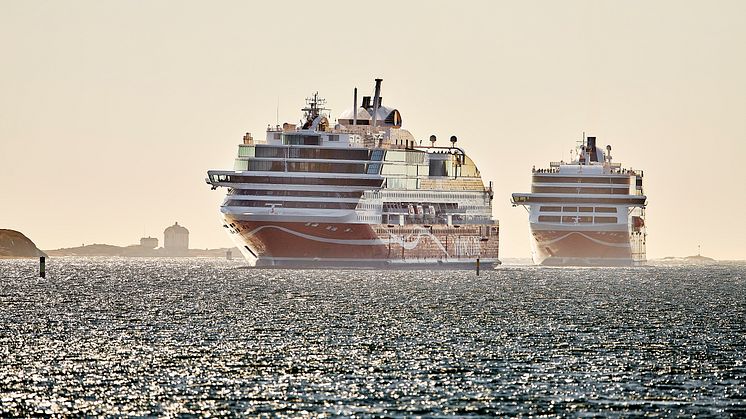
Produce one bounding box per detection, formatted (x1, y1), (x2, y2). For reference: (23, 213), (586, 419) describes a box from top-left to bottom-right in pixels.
(476, 258), (480, 276)
(40, 256), (46, 278)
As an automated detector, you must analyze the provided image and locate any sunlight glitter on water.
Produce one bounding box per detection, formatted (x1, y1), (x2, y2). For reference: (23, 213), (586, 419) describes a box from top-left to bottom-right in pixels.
(1, 258), (744, 416)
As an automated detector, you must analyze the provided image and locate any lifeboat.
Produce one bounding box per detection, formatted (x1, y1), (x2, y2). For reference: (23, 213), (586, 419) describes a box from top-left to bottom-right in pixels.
(632, 216), (645, 231)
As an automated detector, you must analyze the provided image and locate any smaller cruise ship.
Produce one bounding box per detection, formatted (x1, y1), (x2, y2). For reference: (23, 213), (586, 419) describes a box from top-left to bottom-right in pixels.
(511, 136), (647, 266)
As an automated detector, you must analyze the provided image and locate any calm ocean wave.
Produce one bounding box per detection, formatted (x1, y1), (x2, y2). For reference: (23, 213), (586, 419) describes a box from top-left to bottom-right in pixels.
(1, 258), (744, 416)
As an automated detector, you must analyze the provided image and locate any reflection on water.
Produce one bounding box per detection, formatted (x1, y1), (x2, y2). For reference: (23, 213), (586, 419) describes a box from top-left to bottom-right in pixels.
(1, 258), (744, 416)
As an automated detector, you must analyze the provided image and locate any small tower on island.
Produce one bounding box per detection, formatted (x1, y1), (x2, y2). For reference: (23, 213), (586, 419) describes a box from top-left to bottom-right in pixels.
(164, 222), (189, 255)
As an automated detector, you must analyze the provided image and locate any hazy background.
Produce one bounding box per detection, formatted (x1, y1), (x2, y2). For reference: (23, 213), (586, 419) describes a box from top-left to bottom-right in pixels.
(1, 0), (744, 259)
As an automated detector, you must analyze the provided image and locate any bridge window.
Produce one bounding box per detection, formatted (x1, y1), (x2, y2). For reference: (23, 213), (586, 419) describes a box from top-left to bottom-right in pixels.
(282, 134), (320, 145)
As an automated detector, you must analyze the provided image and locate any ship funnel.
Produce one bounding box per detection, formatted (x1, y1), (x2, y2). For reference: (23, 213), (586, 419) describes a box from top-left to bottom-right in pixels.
(587, 136), (598, 162)
(372, 78), (382, 128)
(353, 87), (358, 126)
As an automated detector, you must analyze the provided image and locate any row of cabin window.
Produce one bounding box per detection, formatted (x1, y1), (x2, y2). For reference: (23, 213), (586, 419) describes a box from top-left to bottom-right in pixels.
(281, 134), (322, 145)
(531, 186), (630, 194)
(538, 216), (619, 224)
(532, 176), (630, 184)
(253, 146), (371, 160)
(383, 192), (484, 200)
(377, 202), (490, 213)
(229, 189), (362, 198)
(225, 200), (358, 209)
(246, 160), (368, 174)
(212, 174), (383, 187)
(383, 202), (459, 211)
(540, 206), (617, 213)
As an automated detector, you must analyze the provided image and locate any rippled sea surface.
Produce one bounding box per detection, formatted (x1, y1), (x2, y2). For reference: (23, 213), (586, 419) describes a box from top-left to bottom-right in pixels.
(1, 258), (744, 417)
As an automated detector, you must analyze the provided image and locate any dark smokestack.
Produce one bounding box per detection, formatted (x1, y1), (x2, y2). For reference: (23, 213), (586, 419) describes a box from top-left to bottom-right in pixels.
(353, 88), (357, 126)
(587, 136), (598, 162)
(372, 78), (382, 128)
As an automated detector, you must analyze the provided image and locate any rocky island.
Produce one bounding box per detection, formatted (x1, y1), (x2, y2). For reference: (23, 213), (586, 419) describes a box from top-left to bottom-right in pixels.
(0, 229), (47, 258)
(659, 255), (718, 264)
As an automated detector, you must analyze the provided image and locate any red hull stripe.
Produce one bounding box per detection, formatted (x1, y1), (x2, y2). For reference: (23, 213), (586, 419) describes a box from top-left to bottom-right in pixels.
(226, 219), (499, 261)
(533, 230), (631, 259)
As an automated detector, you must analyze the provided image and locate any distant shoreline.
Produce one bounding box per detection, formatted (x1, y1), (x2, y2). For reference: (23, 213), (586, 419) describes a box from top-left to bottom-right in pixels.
(44, 244), (241, 258)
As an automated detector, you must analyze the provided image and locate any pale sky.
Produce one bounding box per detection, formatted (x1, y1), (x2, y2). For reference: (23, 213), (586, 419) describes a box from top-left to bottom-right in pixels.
(1, 0), (744, 259)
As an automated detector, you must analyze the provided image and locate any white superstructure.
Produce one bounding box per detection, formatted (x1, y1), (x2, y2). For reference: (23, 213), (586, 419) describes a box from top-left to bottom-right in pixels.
(207, 79), (499, 268)
(512, 136), (647, 266)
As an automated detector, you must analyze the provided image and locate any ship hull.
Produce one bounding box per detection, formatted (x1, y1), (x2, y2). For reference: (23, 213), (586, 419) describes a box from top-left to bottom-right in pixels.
(224, 216), (499, 268)
(529, 223), (642, 266)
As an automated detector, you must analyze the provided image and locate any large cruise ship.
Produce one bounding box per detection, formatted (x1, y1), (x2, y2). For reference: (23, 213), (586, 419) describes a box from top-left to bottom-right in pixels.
(206, 79), (499, 268)
(511, 136), (647, 266)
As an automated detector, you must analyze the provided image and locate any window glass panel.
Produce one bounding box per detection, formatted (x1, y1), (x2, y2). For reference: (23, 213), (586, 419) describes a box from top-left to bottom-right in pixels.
(247, 160), (284, 171)
(367, 163), (381, 174)
(226, 200), (357, 209)
(225, 175), (383, 187)
(238, 145), (255, 157)
(595, 216), (618, 223)
(287, 162), (365, 173)
(371, 149), (385, 161)
(231, 189), (362, 198)
(385, 150), (407, 162)
(428, 160), (447, 176)
(405, 151), (426, 164)
(561, 216), (593, 223)
(282, 134), (320, 145)
(255, 146), (285, 158)
(234, 160), (249, 170)
(382, 165), (407, 175)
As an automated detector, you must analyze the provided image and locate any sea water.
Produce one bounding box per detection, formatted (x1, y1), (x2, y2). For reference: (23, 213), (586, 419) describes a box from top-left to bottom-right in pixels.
(1, 258), (744, 416)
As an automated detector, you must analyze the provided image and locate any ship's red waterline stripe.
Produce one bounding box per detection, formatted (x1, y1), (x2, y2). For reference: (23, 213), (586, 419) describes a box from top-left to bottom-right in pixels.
(226, 219), (499, 261)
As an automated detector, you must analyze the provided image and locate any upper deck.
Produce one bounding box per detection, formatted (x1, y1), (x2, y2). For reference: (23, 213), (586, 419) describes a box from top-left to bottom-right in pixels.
(210, 79), (490, 193)
(512, 136), (646, 207)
